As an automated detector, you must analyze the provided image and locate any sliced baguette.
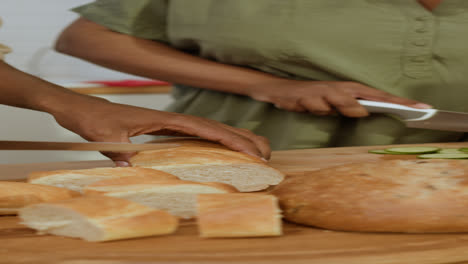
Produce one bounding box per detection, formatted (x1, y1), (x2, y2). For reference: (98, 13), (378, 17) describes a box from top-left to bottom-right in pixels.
(196, 193), (282, 238)
(28, 167), (178, 192)
(0, 181), (80, 215)
(84, 176), (238, 219)
(19, 196), (178, 242)
(130, 140), (285, 192)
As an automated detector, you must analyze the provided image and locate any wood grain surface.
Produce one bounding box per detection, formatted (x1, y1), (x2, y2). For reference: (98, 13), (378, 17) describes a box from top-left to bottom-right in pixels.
(2, 142), (468, 264)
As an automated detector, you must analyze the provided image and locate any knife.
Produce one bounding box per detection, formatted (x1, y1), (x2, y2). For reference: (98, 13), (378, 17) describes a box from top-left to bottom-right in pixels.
(0, 140), (179, 152)
(358, 100), (468, 132)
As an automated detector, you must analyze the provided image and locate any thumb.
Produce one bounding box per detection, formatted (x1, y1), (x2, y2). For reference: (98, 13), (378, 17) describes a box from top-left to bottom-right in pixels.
(98, 138), (137, 167)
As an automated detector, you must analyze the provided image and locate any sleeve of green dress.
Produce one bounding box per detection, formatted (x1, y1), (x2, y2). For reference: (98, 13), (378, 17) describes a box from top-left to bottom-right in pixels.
(72, 0), (168, 42)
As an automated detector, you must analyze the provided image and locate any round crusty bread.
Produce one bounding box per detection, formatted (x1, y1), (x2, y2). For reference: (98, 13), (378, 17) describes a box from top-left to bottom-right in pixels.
(271, 159), (468, 233)
(0, 182), (80, 215)
(130, 139), (284, 192)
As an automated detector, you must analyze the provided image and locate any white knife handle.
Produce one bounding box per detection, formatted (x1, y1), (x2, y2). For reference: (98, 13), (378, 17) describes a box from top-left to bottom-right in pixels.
(358, 100), (436, 120)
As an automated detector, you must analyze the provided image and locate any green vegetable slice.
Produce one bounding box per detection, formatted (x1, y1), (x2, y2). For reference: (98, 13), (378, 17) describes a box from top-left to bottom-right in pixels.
(368, 149), (404, 154)
(459, 148), (468, 153)
(368, 149), (392, 154)
(418, 153), (468, 159)
(437, 148), (466, 154)
(384, 147), (440, 154)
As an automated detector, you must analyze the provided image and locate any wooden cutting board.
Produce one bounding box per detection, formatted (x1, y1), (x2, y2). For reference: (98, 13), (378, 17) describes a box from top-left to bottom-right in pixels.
(2, 142), (468, 264)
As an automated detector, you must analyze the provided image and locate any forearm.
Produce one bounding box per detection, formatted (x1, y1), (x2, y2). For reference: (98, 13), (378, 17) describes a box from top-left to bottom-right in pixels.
(0, 61), (101, 115)
(55, 18), (282, 96)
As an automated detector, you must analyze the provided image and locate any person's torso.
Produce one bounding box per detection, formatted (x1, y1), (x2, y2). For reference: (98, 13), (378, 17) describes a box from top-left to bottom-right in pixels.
(166, 0), (468, 111)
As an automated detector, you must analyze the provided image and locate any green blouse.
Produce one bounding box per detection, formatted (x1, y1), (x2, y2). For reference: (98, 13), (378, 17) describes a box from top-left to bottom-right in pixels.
(74, 0), (468, 150)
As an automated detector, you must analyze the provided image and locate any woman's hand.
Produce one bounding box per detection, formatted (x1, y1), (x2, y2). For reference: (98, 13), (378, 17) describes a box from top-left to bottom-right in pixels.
(247, 79), (432, 117)
(50, 95), (271, 166)
(0, 61), (270, 167)
(56, 19), (430, 119)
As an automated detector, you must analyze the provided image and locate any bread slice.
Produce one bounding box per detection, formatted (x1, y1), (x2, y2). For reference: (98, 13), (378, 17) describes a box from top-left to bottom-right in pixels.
(130, 139), (285, 192)
(271, 159), (468, 233)
(196, 193), (282, 238)
(19, 196), (178, 242)
(28, 167), (178, 192)
(83, 176), (238, 219)
(0, 181), (80, 215)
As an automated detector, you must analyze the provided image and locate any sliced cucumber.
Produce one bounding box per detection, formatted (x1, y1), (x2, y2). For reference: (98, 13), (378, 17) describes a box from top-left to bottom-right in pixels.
(368, 149), (406, 155)
(459, 148), (468, 153)
(384, 147), (440, 154)
(437, 148), (466, 154)
(368, 149), (392, 154)
(418, 153), (468, 159)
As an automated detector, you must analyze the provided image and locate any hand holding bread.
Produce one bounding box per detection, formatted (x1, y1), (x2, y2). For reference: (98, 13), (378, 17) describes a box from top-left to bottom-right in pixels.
(129, 139), (285, 192)
(16, 138), (285, 241)
(28, 139), (285, 193)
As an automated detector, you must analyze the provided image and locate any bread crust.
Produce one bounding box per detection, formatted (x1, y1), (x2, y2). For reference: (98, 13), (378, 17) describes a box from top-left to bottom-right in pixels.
(83, 176), (239, 195)
(130, 147), (264, 167)
(28, 167), (177, 182)
(19, 196), (178, 241)
(130, 138), (262, 165)
(0, 182), (80, 215)
(196, 193), (282, 237)
(129, 139), (285, 192)
(271, 159), (468, 233)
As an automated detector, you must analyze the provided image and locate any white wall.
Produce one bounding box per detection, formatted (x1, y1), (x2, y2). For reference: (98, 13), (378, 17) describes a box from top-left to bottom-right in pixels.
(0, 0), (140, 82)
(0, 0), (174, 164)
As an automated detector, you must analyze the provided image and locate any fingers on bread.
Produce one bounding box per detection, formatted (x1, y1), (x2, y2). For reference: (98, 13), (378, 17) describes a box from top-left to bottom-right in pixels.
(19, 139), (286, 241)
(19, 196), (178, 242)
(0, 182), (79, 215)
(196, 193), (282, 238)
(83, 176), (239, 219)
(28, 167), (178, 192)
(130, 140), (284, 192)
(271, 159), (468, 233)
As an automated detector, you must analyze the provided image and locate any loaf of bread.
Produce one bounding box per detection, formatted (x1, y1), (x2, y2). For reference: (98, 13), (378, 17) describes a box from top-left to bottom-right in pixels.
(28, 167), (178, 192)
(19, 196), (178, 242)
(83, 176), (239, 218)
(130, 139), (285, 192)
(271, 159), (468, 233)
(0, 181), (80, 215)
(196, 193), (282, 237)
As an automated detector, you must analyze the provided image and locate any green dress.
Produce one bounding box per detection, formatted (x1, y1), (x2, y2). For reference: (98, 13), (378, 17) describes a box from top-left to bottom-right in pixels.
(74, 0), (468, 150)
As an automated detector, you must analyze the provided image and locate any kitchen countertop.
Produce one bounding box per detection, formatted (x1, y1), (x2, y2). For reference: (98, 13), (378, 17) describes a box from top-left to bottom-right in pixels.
(2, 142), (468, 264)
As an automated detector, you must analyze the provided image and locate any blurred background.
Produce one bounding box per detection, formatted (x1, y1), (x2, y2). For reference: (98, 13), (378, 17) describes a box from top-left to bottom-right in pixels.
(0, 0), (174, 164)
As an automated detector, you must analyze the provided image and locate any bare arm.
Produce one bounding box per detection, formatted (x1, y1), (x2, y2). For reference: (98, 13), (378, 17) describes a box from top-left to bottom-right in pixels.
(0, 61), (271, 163)
(55, 18), (280, 96)
(56, 18), (431, 118)
(0, 60), (92, 112)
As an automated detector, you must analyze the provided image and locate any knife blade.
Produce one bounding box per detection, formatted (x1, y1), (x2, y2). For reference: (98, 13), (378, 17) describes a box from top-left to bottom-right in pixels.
(358, 100), (468, 132)
(0, 140), (179, 152)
